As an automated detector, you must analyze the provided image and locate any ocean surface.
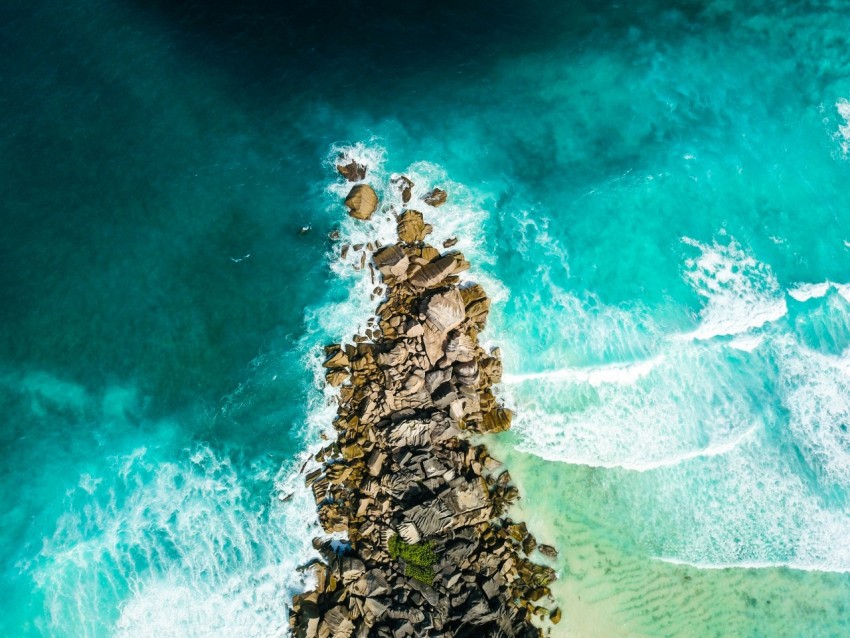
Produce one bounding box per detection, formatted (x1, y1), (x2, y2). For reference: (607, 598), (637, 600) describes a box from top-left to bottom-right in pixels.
(2, 0), (849, 635)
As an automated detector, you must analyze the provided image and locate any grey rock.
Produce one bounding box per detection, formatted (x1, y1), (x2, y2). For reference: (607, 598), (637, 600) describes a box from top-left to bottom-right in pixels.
(431, 381), (458, 409)
(425, 367), (452, 394)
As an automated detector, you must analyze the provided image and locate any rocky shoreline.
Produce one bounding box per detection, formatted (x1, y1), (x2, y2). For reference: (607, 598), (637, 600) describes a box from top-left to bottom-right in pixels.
(290, 160), (560, 638)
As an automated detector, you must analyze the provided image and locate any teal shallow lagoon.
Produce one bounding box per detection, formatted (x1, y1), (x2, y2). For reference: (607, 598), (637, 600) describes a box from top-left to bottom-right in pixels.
(2, 0), (850, 635)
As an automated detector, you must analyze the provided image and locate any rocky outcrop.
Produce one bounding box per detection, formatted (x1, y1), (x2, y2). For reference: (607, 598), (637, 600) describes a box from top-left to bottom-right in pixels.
(292, 169), (560, 638)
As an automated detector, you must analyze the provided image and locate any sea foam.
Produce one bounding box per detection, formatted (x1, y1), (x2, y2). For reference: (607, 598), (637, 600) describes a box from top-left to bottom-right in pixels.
(34, 445), (321, 638)
(837, 98), (850, 157)
(678, 236), (787, 341)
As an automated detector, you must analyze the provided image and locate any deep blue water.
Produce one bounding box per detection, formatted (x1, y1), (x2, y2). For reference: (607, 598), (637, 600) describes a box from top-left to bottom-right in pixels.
(2, 0), (850, 635)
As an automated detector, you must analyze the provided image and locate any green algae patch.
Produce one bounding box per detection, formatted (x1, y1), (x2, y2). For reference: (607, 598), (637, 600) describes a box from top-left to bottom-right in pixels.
(388, 535), (437, 584)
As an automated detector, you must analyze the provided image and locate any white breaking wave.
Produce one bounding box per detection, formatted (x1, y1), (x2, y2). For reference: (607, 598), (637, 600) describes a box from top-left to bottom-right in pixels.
(836, 98), (850, 157)
(727, 334), (764, 352)
(502, 355), (665, 387)
(775, 336), (850, 488)
(677, 236), (787, 341)
(617, 424), (759, 472)
(507, 337), (764, 472)
(788, 280), (850, 303)
(651, 556), (850, 575)
(541, 422), (759, 473)
(788, 281), (833, 302)
(35, 445), (323, 638)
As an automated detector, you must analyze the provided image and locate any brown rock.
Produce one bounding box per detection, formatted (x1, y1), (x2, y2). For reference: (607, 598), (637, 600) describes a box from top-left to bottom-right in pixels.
(424, 187), (447, 207)
(337, 160), (367, 182)
(538, 544), (559, 559)
(345, 185), (379, 220)
(522, 533), (538, 555)
(397, 210), (430, 243)
(373, 244), (410, 279)
(326, 369), (350, 387)
(420, 245), (441, 262)
(323, 348), (349, 369)
(392, 175), (414, 203)
(341, 443), (365, 460)
(424, 288), (466, 333)
(408, 254), (458, 288)
(481, 407), (513, 433)
(366, 449), (387, 476)
(422, 325), (446, 366)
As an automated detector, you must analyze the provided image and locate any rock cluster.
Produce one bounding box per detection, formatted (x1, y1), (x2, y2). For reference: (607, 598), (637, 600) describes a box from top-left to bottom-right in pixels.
(290, 164), (560, 638)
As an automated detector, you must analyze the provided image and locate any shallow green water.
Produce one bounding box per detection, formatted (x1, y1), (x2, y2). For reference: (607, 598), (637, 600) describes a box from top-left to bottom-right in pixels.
(1, 0), (849, 635)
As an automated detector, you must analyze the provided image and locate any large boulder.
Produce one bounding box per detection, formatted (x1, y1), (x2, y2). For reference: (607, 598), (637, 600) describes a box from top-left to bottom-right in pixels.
(422, 324), (445, 366)
(442, 479), (489, 514)
(397, 210), (431, 243)
(322, 606), (355, 638)
(424, 288), (466, 333)
(294, 599), (321, 638)
(341, 557), (366, 584)
(445, 332), (475, 363)
(373, 244), (410, 279)
(345, 184), (379, 220)
(409, 254), (457, 288)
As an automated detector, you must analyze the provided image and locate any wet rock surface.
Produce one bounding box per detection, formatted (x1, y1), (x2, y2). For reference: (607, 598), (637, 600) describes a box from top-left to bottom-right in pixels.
(292, 170), (560, 637)
(345, 184), (379, 220)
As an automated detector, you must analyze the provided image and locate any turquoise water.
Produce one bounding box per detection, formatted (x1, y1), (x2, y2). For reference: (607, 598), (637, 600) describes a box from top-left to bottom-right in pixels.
(2, 0), (850, 635)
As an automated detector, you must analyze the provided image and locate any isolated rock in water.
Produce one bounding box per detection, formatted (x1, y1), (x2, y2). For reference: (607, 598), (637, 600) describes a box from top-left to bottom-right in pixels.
(539, 544), (558, 558)
(345, 184), (379, 220)
(392, 174), (415, 203)
(337, 160), (367, 182)
(424, 187), (447, 207)
(396, 210), (431, 243)
(424, 288), (466, 333)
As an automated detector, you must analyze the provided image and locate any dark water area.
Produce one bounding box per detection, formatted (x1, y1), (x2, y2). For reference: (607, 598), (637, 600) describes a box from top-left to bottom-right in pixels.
(2, 0), (850, 635)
